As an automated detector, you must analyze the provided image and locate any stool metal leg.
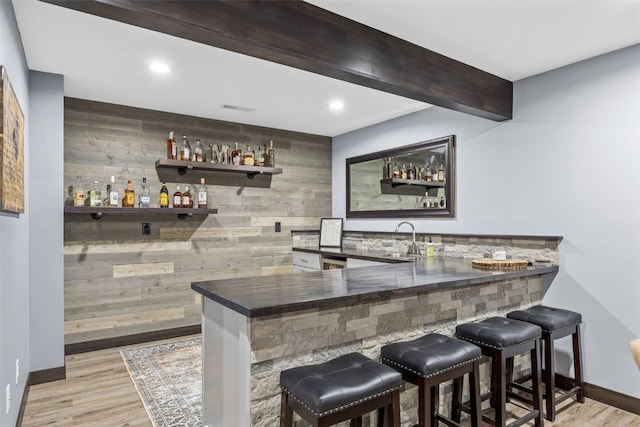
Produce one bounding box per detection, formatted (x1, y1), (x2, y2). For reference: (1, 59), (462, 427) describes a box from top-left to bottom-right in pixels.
(573, 327), (585, 403)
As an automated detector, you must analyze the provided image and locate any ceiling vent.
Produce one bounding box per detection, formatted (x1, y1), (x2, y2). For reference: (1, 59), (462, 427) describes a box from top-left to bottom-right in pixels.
(221, 104), (256, 113)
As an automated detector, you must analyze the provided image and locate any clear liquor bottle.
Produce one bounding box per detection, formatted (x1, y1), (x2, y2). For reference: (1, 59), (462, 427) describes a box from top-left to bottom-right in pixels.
(73, 176), (85, 207)
(194, 139), (205, 162)
(108, 176), (119, 207)
(139, 177), (151, 208)
(180, 135), (191, 161)
(231, 142), (241, 166)
(243, 145), (255, 166)
(89, 180), (102, 207)
(197, 178), (208, 209)
(266, 140), (275, 167)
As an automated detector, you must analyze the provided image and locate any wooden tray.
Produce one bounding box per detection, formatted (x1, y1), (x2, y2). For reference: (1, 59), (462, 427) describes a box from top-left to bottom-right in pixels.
(472, 259), (529, 270)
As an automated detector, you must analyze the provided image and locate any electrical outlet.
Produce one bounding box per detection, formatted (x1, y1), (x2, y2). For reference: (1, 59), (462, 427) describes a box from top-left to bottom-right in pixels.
(15, 359), (19, 385)
(142, 222), (151, 235)
(5, 384), (10, 415)
(275, 221), (281, 232)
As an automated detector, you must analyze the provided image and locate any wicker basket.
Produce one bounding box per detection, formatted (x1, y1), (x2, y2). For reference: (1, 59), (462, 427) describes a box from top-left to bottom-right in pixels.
(471, 259), (529, 270)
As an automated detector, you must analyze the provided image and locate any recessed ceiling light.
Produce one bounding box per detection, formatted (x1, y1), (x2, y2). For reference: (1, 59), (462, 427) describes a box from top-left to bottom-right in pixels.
(149, 61), (170, 74)
(329, 100), (345, 111)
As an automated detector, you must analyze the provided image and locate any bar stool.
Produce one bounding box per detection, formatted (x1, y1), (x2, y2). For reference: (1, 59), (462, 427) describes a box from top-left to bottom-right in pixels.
(456, 317), (544, 427)
(380, 333), (483, 427)
(279, 352), (402, 426)
(507, 305), (585, 421)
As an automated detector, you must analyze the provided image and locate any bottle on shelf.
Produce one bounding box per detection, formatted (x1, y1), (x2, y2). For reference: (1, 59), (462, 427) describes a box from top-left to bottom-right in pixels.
(108, 176), (119, 207)
(197, 178), (208, 209)
(139, 177), (151, 208)
(231, 142), (241, 166)
(89, 180), (102, 207)
(159, 182), (169, 208)
(182, 184), (193, 208)
(123, 179), (135, 207)
(180, 135), (191, 161)
(194, 139), (206, 162)
(266, 140), (276, 167)
(243, 145), (255, 166)
(255, 145), (265, 166)
(408, 162), (415, 180)
(400, 164), (408, 180)
(392, 162), (399, 179)
(438, 163), (445, 182)
(386, 157), (393, 179)
(173, 184), (182, 208)
(431, 164), (438, 182)
(425, 163), (432, 181)
(73, 176), (85, 207)
(64, 185), (74, 206)
(167, 131), (176, 160)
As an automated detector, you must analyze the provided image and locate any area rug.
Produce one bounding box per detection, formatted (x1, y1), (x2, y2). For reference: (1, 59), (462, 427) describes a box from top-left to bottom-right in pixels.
(120, 338), (202, 427)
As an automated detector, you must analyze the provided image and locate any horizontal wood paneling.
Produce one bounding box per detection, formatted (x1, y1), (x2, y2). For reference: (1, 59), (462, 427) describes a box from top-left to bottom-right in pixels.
(64, 98), (331, 345)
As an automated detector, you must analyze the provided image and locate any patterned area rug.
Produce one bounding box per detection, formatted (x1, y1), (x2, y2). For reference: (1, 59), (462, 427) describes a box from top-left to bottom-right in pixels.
(120, 338), (202, 427)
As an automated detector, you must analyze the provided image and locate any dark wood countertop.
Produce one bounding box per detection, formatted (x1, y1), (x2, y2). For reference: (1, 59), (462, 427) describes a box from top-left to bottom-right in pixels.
(191, 258), (558, 318)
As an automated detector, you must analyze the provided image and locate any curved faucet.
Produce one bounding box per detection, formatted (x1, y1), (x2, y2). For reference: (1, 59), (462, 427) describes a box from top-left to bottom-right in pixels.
(395, 221), (421, 255)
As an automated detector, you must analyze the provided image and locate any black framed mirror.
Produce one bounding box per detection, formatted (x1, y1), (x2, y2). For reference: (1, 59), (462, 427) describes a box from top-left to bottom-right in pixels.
(346, 135), (455, 218)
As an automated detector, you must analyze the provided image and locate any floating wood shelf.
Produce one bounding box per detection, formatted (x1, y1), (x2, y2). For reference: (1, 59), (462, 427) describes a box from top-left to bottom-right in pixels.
(155, 159), (283, 179)
(64, 206), (218, 220)
(380, 178), (445, 189)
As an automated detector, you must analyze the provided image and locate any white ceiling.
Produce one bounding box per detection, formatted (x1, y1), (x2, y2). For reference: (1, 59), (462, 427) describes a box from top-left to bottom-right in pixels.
(13, 0), (640, 137)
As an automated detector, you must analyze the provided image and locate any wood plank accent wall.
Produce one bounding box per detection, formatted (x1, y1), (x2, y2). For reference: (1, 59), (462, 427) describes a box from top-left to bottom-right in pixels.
(63, 98), (332, 345)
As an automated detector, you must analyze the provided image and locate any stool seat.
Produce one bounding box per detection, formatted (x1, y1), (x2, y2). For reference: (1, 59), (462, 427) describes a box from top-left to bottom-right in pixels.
(280, 352), (402, 418)
(507, 305), (581, 332)
(381, 333), (481, 378)
(455, 316), (541, 349)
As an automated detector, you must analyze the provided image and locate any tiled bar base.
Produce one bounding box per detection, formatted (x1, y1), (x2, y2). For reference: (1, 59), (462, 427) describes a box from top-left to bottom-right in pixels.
(293, 230), (561, 265)
(244, 276), (546, 426)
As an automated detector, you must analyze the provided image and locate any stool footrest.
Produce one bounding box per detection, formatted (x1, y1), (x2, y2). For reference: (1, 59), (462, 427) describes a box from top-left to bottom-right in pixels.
(556, 386), (581, 404)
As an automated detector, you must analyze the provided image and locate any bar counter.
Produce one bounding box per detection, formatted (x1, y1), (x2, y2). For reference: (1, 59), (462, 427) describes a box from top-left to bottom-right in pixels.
(191, 257), (558, 426)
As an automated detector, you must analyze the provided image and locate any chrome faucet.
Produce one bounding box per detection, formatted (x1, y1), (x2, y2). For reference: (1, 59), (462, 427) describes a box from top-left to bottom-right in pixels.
(395, 221), (421, 255)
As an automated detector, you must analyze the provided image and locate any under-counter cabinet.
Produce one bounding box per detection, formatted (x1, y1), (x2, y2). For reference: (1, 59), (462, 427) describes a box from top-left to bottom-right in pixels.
(292, 251), (321, 272)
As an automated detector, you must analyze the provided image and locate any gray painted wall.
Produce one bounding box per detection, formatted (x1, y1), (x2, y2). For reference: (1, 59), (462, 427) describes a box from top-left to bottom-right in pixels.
(333, 44), (640, 398)
(0, 2), (30, 426)
(29, 71), (64, 372)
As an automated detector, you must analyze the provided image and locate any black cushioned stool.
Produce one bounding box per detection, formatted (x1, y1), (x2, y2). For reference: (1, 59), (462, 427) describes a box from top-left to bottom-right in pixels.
(381, 333), (483, 427)
(279, 352), (402, 427)
(507, 305), (584, 421)
(456, 317), (544, 427)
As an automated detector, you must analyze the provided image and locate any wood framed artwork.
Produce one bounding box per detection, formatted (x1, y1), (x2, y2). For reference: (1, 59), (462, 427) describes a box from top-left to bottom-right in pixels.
(0, 66), (25, 214)
(319, 217), (343, 248)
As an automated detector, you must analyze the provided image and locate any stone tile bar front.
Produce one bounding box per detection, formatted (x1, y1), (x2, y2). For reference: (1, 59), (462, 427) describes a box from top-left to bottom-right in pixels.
(192, 257), (558, 426)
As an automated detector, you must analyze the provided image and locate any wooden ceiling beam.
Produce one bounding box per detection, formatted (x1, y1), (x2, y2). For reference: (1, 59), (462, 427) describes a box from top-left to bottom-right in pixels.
(41, 0), (513, 121)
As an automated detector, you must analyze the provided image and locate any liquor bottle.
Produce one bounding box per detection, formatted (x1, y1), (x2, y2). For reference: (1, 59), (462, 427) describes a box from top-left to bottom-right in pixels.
(400, 164), (408, 180)
(266, 140), (275, 167)
(180, 135), (191, 161)
(243, 145), (255, 166)
(123, 179), (135, 207)
(197, 178), (208, 209)
(172, 184), (182, 208)
(89, 180), (102, 207)
(64, 186), (74, 206)
(108, 176), (119, 207)
(407, 162), (415, 180)
(139, 177), (151, 208)
(182, 184), (193, 208)
(386, 157), (393, 179)
(159, 182), (169, 208)
(438, 164), (445, 182)
(167, 131), (176, 160)
(254, 145), (265, 166)
(73, 176), (85, 207)
(194, 139), (205, 162)
(431, 164), (438, 181)
(231, 142), (241, 166)
(392, 162), (399, 179)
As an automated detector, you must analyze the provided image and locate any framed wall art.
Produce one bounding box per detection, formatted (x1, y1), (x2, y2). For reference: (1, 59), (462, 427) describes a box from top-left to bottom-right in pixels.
(0, 65), (25, 214)
(319, 217), (343, 248)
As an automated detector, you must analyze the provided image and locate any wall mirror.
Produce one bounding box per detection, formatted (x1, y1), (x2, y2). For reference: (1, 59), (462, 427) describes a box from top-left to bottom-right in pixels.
(346, 135), (455, 218)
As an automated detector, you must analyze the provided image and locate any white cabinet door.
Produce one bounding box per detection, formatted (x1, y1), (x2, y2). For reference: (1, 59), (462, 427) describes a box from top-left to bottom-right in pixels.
(292, 251), (321, 270)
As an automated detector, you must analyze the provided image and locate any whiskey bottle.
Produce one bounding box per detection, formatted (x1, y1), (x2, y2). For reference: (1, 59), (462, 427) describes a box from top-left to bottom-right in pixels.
(438, 164), (445, 182)
(400, 164), (408, 180)
(266, 140), (275, 167)
(123, 179), (135, 207)
(182, 185), (193, 208)
(167, 131), (176, 160)
(243, 145), (255, 166)
(392, 162), (399, 179)
(159, 182), (169, 208)
(231, 142), (241, 166)
(180, 135), (191, 161)
(254, 145), (265, 166)
(89, 180), (102, 207)
(139, 177), (151, 208)
(73, 176), (85, 207)
(407, 163), (415, 180)
(197, 178), (208, 209)
(172, 184), (182, 208)
(108, 176), (119, 207)
(194, 139), (205, 162)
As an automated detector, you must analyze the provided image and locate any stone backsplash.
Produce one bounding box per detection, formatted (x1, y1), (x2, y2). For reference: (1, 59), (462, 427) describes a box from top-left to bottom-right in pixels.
(292, 230), (560, 265)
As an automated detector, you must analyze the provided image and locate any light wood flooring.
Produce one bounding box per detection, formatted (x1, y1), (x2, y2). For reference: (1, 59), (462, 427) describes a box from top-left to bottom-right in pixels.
(21, 335), (640, 426)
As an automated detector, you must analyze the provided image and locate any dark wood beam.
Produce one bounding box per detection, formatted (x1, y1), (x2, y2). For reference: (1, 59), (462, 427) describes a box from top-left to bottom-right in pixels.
(41, 0), (512, 121)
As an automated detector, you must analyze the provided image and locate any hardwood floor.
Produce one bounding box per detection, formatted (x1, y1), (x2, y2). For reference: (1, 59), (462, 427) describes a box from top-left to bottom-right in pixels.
(21, 335), (640, 426)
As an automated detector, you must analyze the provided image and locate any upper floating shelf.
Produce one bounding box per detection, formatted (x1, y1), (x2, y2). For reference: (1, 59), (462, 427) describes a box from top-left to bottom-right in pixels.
(155, 159), (283, 179)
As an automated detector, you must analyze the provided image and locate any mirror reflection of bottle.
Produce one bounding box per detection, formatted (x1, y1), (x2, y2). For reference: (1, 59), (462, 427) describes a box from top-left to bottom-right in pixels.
(392, 162), (399, 178)
(440, 196), (445, 207)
